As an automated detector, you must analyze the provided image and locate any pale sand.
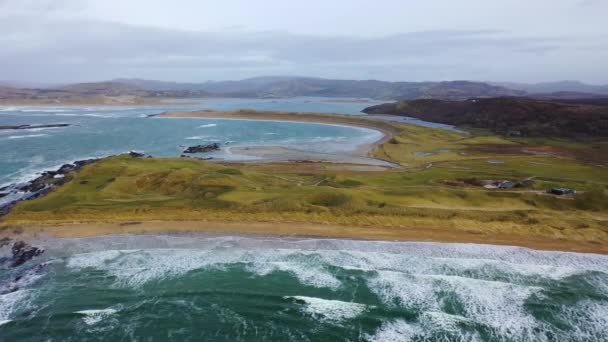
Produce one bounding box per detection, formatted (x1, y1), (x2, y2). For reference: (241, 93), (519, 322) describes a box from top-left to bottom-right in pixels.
(158, 109), (399, 164)
(227, 146), (399, 167)
(9, 221), (608, 255)
(8, 109), (601, 254)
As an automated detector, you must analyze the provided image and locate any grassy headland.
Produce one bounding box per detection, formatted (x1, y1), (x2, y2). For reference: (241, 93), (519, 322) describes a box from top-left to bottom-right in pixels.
(2, 110), (607, 253)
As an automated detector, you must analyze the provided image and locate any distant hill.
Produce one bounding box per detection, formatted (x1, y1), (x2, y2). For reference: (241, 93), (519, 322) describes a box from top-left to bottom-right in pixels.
(494, 81), (608, 96)
(0, 85), (41, 99)
(363, 97), (608, 138)
(57, 81), (148, 96)
(113, 77), (523, 100)
(0, 80), (64, 89)
(8, 77), (608, 103)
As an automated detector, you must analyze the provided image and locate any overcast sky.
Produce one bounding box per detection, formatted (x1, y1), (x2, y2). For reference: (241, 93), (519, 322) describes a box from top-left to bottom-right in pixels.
(1, 0), (607, 84)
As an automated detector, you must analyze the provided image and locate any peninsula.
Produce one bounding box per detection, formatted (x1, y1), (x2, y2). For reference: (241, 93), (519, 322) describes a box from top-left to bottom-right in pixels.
(1, 110), (607, 254)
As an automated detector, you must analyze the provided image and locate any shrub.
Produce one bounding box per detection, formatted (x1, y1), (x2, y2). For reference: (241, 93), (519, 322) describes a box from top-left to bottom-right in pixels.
(217, 168), (242, 175)
(337, 179), (363, 188)
(308, 191), (352, 207)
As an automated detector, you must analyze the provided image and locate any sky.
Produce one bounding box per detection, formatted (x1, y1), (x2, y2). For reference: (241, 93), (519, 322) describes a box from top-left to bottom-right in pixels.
(1, 0), (607, 84)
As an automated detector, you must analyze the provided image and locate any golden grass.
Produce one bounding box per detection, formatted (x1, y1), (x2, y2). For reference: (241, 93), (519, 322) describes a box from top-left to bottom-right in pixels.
(2, 114), (607, 253)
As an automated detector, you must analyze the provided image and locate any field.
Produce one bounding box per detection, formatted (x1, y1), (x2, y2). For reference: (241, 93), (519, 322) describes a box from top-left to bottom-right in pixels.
(2, 116), (607, 252)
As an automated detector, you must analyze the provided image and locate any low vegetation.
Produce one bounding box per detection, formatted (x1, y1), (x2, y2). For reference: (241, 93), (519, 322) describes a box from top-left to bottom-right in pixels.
(3, 119), (607, 250)
(363, 97), (608, 138)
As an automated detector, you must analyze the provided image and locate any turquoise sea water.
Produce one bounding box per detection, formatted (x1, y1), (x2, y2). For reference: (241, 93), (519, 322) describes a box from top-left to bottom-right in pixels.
(1, 235), (607, 341)
(0, 98), (384, 193)
(3, 98), (606, 341)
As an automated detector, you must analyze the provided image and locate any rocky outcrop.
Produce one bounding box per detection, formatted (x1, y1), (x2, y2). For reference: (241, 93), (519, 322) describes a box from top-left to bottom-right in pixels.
(17, 158), (98, 194)
(0, 124), (70, 130)
(0, 240), (48, 294)
(10, 241), (44, 267)
(1, 152), (146, 218)
(183, 143), (220, 154)
(127, 151), (146, 158)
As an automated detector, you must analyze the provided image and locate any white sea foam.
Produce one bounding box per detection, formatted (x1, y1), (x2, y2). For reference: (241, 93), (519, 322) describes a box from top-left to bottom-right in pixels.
(247, 261), (342, 289)
(365, 319), (424, 342)
(66, 248), (343, 289)
(20, 109), (68, 113)
(185, 136), (214, 140)
(365, 313), (483, 342)
(0, 290), (32, 321)
(0, 320), (12, 326)
(23, 126), (65, 132)
(32, 236), (608, 339)
(419, 311), (471, 333)
(75, 308), (118, 325)
(552, 300), (608, 341)
(6, 134), (48, 139)
(198, 123), (217, 128)
(368, 271), (440, 310)
(438, 275), (541, 338)
(53, 113), (113, 118)
(285, 296), (369, 323)
(367, 271), (542, 339)
(66, 249), (125, 269)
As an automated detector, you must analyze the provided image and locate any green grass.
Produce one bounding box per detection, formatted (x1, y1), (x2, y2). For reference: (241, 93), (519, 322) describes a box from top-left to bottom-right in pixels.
(3, 121), (608, 244)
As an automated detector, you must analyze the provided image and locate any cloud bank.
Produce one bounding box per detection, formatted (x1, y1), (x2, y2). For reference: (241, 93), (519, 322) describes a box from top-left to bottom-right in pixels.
(1, 0), (606, 83)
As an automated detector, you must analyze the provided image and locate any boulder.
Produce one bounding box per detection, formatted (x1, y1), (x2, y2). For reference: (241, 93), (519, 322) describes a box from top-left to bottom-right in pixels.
(127, 151), (145, 158)
(10, 241), (44, 267)
(183, 143), (220, 154)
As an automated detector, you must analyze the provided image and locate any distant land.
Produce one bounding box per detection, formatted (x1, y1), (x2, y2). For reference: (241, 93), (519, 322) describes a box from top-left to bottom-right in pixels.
(1, 76), (608, 106)
(363, 97), (608, 139)
(492, 80), (608, 96)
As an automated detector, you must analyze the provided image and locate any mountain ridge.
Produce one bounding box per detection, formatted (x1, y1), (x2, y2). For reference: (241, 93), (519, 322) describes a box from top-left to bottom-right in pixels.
(2, 77), (608, 102)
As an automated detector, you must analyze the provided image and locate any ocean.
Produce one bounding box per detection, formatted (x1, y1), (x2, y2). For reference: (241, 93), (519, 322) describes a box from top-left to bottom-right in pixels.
(0, 97), (395, 208)
(1, 235), (607, 341)
(2, 97), (606, 341)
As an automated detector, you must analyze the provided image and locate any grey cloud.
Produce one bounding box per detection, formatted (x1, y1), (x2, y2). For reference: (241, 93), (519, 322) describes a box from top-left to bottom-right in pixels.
(1, 15), (606, 83)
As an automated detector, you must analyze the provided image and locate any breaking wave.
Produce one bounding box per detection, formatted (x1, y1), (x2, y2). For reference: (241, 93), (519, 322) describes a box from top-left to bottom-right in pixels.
(2, 236), (608, 340)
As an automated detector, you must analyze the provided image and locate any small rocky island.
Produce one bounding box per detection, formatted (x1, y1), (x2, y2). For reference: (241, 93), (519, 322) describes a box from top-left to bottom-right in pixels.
(183, 143), (221, 154)
(0, 124), (71, 130)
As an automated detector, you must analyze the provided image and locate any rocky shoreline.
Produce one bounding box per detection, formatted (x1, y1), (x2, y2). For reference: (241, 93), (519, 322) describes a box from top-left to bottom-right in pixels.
(0, 239), (47, 296)
(182, 142), (221, 154)
(0, 151), (146, 218)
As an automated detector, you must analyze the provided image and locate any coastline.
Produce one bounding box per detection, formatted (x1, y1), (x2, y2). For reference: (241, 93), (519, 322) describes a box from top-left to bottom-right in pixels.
(2, 110), (606, 256)
(158, 109), (399, 159)
(0, 97), (193, 107)
(8, 220), (608, 255)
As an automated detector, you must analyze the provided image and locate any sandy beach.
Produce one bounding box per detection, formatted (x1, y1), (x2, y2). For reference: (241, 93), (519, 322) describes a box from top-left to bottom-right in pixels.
(159, 109), (399, 164)
(2, 109), (606, 256)
(10, 220), (608, 255)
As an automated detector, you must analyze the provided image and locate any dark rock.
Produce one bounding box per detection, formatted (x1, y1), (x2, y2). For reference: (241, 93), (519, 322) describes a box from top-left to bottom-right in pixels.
(10, 241), (44, 267)
(74, 159), (97, 167)
(183, 143), (220, 154)
(1, 157), (101, 219)
(127, 151), (146, 158)
(57, 164), (76, 173)
(548, 188), (576, 195)
(0, 237), (10, 248)
(0, 124), (70, 131)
